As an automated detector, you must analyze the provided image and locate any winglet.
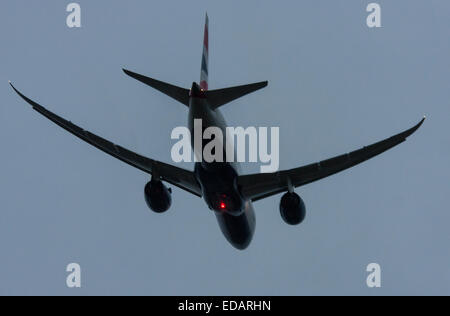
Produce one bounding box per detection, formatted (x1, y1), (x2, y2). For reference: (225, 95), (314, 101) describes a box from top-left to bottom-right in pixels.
(401, 116), (425, 140)
(415, 116), (426, 130)
(9, 81), (24, 99)
(9, 81), (21, 98)
(9, 81), (41, 111)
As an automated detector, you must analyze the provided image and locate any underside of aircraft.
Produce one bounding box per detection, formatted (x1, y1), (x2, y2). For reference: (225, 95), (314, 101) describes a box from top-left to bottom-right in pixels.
(9, 14), (424, 249)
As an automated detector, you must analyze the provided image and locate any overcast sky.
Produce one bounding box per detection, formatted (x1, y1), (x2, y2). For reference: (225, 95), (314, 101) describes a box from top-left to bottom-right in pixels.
(0, 0), (449, 295)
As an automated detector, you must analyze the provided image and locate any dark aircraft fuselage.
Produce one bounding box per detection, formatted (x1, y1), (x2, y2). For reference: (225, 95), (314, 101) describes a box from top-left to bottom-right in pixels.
(188, 82), (256, 249)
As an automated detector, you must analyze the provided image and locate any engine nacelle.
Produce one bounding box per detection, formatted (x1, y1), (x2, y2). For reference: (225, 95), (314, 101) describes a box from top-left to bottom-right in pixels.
(144, 180), (172, 213)
(279, 192), (306, 225)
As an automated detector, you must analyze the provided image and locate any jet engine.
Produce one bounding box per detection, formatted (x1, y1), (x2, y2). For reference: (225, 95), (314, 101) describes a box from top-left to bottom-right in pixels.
(279, 192), (306, 225)
(144, 179), (172, 213)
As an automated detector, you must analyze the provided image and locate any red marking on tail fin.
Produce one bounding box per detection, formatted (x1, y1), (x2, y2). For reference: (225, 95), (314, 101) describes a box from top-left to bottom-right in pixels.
(200, 80), (208, 90)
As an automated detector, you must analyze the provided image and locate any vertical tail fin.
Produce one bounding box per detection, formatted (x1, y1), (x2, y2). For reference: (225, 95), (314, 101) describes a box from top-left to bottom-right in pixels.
(200, 13), (209, 90)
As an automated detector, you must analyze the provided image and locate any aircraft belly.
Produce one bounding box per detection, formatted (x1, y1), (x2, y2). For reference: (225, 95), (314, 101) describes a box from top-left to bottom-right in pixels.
(215, 200), (255, 250)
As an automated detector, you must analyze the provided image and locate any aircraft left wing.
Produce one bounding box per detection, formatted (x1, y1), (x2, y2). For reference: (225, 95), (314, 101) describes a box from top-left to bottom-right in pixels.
(9, 82), (202, 197)
(238, 118), (425, 202)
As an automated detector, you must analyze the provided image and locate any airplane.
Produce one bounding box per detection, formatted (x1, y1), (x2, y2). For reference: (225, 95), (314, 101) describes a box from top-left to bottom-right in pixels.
(9, 14), (424, 250)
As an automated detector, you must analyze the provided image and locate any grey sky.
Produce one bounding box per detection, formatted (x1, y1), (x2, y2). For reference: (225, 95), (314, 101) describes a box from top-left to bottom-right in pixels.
(0, 0), (449, 295)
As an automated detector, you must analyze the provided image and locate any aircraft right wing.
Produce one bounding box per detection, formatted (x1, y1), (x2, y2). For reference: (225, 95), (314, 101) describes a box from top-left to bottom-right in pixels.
(238, 118), (425, 202)
(9, 82), (202, 197)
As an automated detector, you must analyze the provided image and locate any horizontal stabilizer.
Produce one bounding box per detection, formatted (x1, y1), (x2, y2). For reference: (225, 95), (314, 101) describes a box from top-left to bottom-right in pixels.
(123, 68), (190, 106)
(205, 81), (268, 109)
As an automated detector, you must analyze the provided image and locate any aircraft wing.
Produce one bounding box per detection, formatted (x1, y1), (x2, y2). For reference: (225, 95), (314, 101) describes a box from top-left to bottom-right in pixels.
(9, 82), (202, 197)
(238, 118), (425, 202)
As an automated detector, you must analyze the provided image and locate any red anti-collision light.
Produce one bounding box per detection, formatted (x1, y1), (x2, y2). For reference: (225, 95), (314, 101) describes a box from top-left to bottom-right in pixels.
(220, 202), (226, 209)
